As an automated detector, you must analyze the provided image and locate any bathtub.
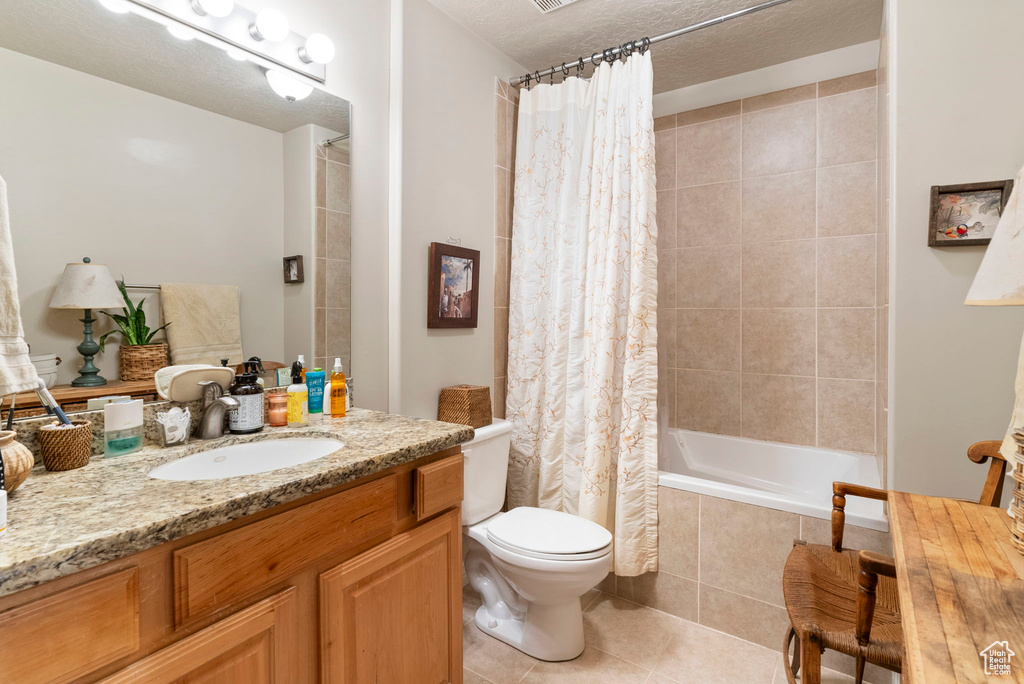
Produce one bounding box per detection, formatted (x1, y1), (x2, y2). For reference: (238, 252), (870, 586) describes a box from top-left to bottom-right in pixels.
(659, 428), (888, 532)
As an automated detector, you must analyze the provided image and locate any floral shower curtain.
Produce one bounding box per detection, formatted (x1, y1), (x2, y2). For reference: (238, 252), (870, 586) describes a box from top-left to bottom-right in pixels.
(505, 51), (658, 576)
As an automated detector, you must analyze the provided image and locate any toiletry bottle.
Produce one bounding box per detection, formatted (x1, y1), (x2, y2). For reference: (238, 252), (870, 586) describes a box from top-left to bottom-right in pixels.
(245, 356), (267, 388)
(330, 358), (347, 417)
(104, 399), (144, 456)
(297, 354), (307, 382)
(306, 368), (326, 422)
(228, 361), (265, 434)
(287, 363), (308, 427)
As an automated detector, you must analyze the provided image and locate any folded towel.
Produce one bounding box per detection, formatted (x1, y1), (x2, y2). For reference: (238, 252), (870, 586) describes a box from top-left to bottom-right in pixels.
(154, 364), (235, 401)
(160, 283), (243, 367)
(0, 175), (39, 397)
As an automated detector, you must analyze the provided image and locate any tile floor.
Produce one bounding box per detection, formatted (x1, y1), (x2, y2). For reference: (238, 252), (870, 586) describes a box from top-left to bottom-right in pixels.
(462, 587), (859, 684)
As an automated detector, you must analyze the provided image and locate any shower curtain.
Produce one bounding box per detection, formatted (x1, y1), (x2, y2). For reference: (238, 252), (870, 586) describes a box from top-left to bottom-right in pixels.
(505, 51), (658, 576)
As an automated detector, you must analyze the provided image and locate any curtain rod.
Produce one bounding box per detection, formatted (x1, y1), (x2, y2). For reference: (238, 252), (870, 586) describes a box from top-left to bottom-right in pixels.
(322, 133), (350, 146)
(510, 0), (794, 87)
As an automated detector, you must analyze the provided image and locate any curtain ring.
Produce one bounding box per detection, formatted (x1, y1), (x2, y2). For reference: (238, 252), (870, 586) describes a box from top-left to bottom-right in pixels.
(561, 62), (570, 77)
(576, 57), (585, 75)
(639, 37), (651, 54)
(523, 73), (531, 88)
(603, 47), (615, 63)
(548, 70), (554, 85)
(534, 70), (541, 85)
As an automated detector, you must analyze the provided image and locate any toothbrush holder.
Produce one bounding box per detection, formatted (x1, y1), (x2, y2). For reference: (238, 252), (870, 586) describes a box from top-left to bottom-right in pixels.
(39, 420), (94, 472)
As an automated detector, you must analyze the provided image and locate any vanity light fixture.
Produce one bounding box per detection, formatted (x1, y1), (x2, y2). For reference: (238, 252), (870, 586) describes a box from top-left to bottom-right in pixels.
(250, 8), (289, 42)
(299, 33), (335, 65)
(225, 47), (248, 61)
(190, 0), (234, 18)
(265, 69), (313, 102)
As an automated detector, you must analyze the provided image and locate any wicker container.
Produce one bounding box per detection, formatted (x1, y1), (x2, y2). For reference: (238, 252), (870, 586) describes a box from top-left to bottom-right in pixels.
(39, 420), (93, 472)
(438, 385), (492, 428)
(119, 343), (170, 381)
(0, 430), (34, 493)
(1013, 432), (1024, 555)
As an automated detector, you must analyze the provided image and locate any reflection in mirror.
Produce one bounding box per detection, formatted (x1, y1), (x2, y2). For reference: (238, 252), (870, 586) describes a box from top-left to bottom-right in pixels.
(0, 0), (351, 419)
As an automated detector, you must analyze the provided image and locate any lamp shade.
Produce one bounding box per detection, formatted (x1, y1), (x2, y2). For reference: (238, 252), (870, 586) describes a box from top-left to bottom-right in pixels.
(49, 259), (124, 310)
(966, 163), (1024, 305)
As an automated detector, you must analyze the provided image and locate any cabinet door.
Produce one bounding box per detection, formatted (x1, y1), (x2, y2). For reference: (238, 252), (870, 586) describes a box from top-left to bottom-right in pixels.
(320, 509), (462, 684)
(101, 588), (298, 684)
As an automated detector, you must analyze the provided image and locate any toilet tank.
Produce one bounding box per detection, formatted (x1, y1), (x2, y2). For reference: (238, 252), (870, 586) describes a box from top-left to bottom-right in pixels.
(461, 418), (512, 525)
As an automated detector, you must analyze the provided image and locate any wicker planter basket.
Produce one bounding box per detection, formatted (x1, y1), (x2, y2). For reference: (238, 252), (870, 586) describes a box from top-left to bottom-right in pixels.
(120, 343), (170, 381)
(438, 385), (492, 428)
(39, 420), (93, 472)
(1013, 431), (1024, 554)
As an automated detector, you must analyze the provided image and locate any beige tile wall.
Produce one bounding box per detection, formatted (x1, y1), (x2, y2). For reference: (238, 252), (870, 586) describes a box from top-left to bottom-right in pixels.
(493, 80), (517, 419)
(611, 488), (893, 683)
(657, 72), (880, 455)
(877, 27), (891, 488)
(314, 143), (352, 373)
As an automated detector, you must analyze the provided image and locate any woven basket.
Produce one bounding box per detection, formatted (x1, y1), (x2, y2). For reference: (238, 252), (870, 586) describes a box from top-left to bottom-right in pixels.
(438, 385), (492, 428)
(1013, 432), (1024, 555)
(120, 343), (170, 381)
(39, 420), (93, 472)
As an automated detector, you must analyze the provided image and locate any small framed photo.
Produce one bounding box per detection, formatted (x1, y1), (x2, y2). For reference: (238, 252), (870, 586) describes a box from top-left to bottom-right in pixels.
(928, 179), (1014, 247)
(283, 255), (304, 283)
(428, 242), (480, 329)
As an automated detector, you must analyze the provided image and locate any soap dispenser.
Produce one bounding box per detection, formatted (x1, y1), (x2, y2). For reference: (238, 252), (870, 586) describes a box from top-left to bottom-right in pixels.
(228, 360), (265, 434)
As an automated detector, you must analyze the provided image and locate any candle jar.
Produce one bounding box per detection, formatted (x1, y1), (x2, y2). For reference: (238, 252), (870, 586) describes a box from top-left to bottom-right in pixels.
(268, 394), (288, 427)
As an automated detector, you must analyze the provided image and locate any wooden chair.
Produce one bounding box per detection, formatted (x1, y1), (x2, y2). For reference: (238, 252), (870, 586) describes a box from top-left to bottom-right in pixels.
(780, 441), (1009, 684)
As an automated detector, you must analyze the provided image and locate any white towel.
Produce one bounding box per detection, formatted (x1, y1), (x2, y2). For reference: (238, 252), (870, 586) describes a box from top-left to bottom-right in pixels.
(160, 283), (244, 367)
(0, 175), (39, 397)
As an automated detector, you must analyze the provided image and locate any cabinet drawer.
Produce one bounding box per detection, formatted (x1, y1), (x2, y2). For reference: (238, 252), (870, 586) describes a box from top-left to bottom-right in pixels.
(415, 454), (464, 521)
(174, 475), (397, 625)
(0, 568), (139, 684)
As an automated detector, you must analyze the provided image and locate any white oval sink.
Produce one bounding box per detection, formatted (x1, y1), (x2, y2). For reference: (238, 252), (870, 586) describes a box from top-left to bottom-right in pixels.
(149, 438), (343, 481)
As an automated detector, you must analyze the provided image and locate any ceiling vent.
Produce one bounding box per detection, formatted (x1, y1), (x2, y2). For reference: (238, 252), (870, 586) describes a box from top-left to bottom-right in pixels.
(529, 0), (582, 14)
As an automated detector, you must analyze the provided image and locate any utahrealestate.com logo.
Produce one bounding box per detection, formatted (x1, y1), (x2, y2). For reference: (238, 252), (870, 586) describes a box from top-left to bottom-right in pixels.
(980, 641), (1016, 676)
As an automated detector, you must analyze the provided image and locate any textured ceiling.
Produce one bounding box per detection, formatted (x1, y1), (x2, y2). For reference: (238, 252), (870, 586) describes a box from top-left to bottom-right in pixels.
(425, 0), (883, 93)
(0, 0), (349, 135)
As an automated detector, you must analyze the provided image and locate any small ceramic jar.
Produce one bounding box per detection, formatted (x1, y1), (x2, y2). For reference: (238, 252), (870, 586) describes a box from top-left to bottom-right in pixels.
(0, 430), (34, 492)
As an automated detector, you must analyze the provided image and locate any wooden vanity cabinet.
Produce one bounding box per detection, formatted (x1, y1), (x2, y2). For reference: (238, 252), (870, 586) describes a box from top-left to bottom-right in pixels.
(0, 448), (465, 684)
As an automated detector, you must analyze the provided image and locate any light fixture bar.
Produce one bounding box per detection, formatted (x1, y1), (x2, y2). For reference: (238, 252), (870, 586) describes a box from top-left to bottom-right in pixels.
(123, 0), (326, 83)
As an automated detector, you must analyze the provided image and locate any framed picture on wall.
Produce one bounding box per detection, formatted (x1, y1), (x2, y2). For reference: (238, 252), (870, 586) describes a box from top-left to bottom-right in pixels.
(928, 179), (1014, 247)
(428, 242), (480, 329)
(282, 255), (304, 283)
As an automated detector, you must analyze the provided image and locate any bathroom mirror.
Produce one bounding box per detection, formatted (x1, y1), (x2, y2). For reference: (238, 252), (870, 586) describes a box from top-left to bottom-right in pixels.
(0, 0), (351, 417)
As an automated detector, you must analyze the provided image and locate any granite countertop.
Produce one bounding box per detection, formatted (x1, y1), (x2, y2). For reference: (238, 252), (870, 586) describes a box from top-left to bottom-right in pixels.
(0, 409), (474, 598)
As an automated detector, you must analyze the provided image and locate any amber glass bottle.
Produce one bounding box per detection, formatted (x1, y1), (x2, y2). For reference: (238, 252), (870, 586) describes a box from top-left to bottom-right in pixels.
(330, 358), (346, 417)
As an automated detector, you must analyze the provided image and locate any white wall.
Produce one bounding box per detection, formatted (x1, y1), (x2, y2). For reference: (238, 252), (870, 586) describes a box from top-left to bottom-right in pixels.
(282, 125), (317, 365)
(0, 47), (285, 385)
(396, 0), (524, 419)
(253, 0), (392, 411)
(890, 0), (1024, 498)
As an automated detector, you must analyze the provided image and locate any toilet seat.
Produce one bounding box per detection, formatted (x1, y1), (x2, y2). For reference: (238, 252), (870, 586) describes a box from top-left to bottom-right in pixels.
(485, 507), (612, 561)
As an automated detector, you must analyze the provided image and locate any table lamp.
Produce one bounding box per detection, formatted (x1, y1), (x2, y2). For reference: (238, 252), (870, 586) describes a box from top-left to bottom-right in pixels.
(49, 257), (125, 387)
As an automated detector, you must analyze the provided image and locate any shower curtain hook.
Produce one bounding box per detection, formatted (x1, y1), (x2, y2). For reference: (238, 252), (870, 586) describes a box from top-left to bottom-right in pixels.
(576, 57), (585, 76)
(523, 72), (531, 88)
(602, 47), (615, 63)
(639, 37), (651, 54)
(561, 62), (570, 78)
(548, 70), (554, 85)
(534, 70), (542, 86)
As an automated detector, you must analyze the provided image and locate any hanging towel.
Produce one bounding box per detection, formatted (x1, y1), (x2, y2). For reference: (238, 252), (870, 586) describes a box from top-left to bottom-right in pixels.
(160, 283), (243, 367)
(0, 175), (39, 397)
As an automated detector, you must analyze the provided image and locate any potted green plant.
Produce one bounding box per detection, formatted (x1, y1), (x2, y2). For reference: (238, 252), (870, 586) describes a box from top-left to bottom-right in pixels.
(98, 280), (171, 381)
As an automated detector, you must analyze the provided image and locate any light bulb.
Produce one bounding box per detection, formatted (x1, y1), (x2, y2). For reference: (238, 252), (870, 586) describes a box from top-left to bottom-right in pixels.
(265, 70), (313, 102)
(251, 8), (289, 42)
(97, 0), (131, 13)
(190, 0), (234, 18)
(299, 33), (335, 65)
(167, 24), (195, 40)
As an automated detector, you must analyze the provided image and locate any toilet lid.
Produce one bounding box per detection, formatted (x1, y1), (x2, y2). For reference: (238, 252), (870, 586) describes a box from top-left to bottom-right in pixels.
(486, 507), (613, 557)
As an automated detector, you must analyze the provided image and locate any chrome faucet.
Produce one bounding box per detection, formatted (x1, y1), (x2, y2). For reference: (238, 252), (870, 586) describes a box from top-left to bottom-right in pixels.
(197, 380), (239, 440)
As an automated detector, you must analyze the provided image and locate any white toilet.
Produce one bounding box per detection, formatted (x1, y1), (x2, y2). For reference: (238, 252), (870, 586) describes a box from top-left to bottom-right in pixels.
(462, 419), (612, 662)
